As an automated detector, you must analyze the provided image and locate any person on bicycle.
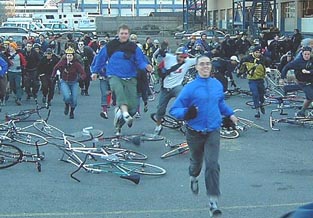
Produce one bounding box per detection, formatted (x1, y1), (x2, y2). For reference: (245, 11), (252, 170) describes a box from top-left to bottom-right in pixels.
(281, 46), (313, 117)
(52, 47), (86, 119)
(37, 48), (60, 106)
(169, 55), (238, 216)
(240, 46), (269, 118)
(91, 24), (153, 135)
(154, 47), (196, 135)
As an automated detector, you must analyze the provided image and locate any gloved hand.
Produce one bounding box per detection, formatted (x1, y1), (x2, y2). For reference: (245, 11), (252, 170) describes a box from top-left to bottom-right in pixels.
(184, 105), (198, 120)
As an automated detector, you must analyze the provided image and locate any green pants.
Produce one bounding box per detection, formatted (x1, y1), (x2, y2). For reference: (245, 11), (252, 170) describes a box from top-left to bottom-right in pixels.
(109, 76), (137, 115)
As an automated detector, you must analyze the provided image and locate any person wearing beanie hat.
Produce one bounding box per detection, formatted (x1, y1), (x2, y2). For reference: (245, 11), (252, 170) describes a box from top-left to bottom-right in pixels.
(5, 41), (27, 105)
(239, 43), (270, 118)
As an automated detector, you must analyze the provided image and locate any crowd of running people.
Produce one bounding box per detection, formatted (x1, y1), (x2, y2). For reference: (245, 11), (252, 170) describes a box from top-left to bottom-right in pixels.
(1, 24), (313, 216)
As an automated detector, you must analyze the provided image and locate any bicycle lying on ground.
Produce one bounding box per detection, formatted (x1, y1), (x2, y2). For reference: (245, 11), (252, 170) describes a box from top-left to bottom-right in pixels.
(270, 108), (313, 131)
(0, 141), (45, 172)
(52, 134), (166, 184)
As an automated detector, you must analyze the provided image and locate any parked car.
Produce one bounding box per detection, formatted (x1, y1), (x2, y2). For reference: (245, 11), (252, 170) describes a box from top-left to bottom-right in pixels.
(0, 26), (39, 39)
(175, 29), (228, 40)
(42, 23), (73, 33)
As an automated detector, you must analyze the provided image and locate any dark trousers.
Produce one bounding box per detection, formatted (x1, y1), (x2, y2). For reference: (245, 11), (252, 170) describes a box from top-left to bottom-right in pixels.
(40, 75), (56, 102)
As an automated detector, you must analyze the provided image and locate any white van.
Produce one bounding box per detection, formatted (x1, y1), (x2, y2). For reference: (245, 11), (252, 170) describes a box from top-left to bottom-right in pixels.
(42, 23), (73, 33)
(1, 21), (46, 33)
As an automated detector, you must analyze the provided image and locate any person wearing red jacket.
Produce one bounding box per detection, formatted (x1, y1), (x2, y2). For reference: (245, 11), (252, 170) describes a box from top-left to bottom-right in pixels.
(52, 47), (86, 119)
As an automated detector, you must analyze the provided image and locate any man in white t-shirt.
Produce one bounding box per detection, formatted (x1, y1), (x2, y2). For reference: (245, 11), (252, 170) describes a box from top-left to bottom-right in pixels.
(154, 47), (196, 135)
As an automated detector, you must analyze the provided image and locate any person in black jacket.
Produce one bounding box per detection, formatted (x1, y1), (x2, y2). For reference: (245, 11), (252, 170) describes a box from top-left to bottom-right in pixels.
(24, 41), (41, 100)
(37, 48), (60, 106)
(291, 29), (303, 55)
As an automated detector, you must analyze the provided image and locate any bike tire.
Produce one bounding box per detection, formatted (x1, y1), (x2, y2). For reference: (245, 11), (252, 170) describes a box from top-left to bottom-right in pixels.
(33, 122), (64, 139)
(12, 132), (48, 146)
(67, 129), (104, 142)
(160, 142), (189, 159)
(103, 147), (148, 161)
(220, 129), (240, 139)
(245, 100), (271, 107)
(139, 133), (164, 141)
(0, 143), (23, 169)
(150, 113), (181, 129)
(119, 161), (166, 176)
(5, 110), (33, 121)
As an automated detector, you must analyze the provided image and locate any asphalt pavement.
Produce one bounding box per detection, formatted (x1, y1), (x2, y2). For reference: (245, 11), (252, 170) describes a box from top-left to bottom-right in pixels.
(0, 77), (313, 218)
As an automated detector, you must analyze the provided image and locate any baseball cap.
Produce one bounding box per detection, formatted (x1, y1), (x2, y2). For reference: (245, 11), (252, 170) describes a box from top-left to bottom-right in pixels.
(230, 56), (240, 63)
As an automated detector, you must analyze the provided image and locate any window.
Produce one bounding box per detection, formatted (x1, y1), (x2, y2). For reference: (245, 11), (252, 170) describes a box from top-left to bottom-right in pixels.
(302, 0), (313, 17)
(282, 2), (296, 18)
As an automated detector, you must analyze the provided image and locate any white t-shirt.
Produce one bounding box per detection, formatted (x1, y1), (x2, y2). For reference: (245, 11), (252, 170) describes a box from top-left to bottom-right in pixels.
(162, 53), (196, 89)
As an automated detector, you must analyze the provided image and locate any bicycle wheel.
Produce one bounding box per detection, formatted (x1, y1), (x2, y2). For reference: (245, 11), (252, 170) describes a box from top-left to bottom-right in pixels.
(33, 121), (64, 139)
(67, 129), (104, 142)
(0, 143), (23, 169)
(12, 132), (48, 146)
(220, 129), (240, 139)
(139, 133), (164, 141)
(5, 110), (33, 121)
(119, 161), (166, 176)
(245, 100), (271, 107)
(103, 147), (147, 161)
(160, 142), (189, 159)
(150, 113), (181, 129)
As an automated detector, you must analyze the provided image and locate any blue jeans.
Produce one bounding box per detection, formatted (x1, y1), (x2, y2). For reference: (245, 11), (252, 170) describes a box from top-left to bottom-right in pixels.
(156, 85), (183, 120)
(7, 72), (23, 100)
(60, 80), (79, 108)
(186, 128), (221, 196)
(100, 79), (110, 106)
(248, 79), (265, 108)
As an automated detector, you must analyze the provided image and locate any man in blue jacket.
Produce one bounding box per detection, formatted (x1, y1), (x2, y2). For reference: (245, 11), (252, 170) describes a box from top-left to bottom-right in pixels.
(0, 56), (8, 105)
(91, 24), (153, 135)
(169, 55), (238, 216)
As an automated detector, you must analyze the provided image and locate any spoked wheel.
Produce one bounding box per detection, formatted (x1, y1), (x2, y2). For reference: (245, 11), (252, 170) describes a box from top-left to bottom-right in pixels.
(119, 161), (166, 176)
(220, 128), (240, 139)
(0, 143), (23, 169)
(67, 129), (104, 142)
(160, 142), (189, 159)
(245, 100), (271, 107)
(103, 147), (148, 161)
(150, 113), (181, 129)
(139, 133), (164, 141)
(33, 122), (64, 139)
(5, 110), (32, 121)
(12, 132), (48, 146)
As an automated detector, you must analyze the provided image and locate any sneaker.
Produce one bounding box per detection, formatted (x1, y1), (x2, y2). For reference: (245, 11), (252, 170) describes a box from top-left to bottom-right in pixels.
(47, 101), (51, 107)
(260, 106), (265, 114)
(64, 103), (70, 115)
(254, 111), (260, 118)
(100, 111), (108, 119)
(144, 103), (148, 112)
(209, 201), (222, 216)
(296, 110), (306, 117)
(15, 99), (21, 106)
(115, 127), (121, 136)
(113, 108), (123, 128)
(134, 112), (141, 119)
(154, 125), (163, 135)
(190, 176), (199, 195)
(123, 113), (133, 128)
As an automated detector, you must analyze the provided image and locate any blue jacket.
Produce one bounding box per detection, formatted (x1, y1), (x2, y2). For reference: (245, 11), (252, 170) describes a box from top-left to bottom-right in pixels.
(0, 57), (8, 77)
(91, 41), (149, 78)
(281, 54), (313, 81)
(169, 76), (234, 132)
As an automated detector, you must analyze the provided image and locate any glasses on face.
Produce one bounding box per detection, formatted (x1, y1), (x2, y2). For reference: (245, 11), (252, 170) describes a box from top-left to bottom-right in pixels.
(198, 62), (212, 66)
